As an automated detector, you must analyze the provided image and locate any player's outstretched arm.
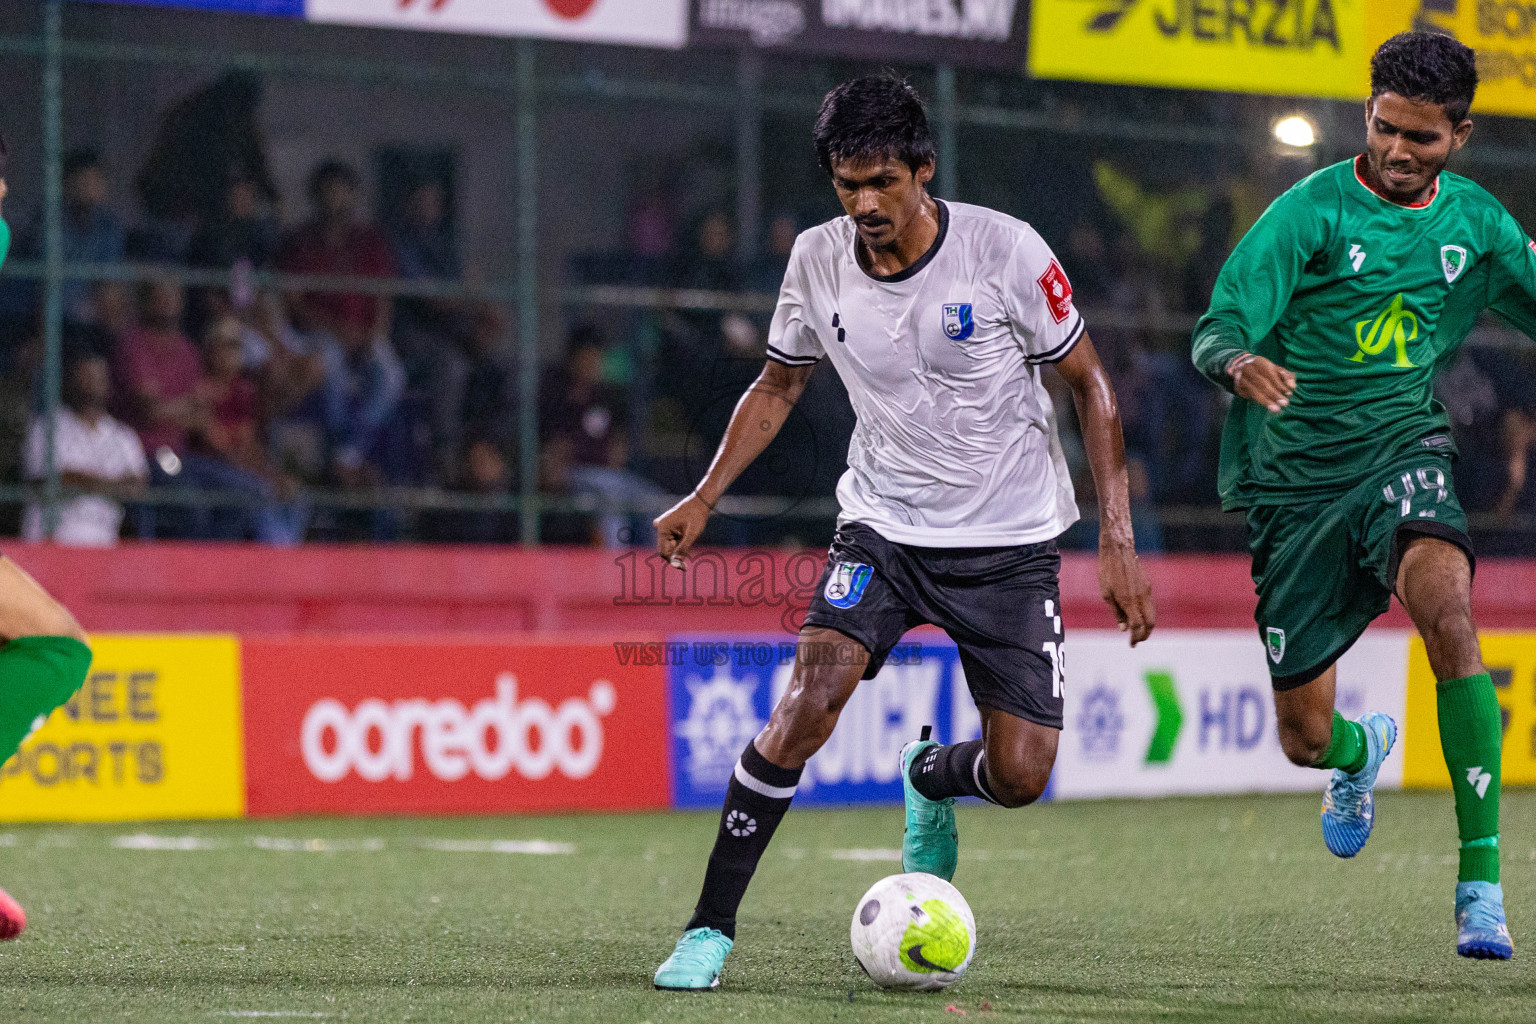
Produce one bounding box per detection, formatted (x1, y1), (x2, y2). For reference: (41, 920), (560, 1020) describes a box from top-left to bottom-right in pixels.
(653, 359), (815, 568)
(1054, 332), (1154, 645)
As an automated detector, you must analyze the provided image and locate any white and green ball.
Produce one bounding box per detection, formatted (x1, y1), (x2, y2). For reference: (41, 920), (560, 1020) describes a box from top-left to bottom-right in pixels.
(850, 872), (976, 991)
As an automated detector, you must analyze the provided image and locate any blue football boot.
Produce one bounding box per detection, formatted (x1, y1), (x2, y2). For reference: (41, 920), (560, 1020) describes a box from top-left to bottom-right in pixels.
(1320, 711), (1396, 858)
(1457, 881), (1514, 960)
(653, 927), (733, 990)
(901, 727), (958, 881)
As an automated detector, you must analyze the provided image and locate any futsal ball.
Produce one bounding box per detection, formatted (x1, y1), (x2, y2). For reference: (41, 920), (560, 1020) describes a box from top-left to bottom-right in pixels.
(850, 872), (975, 990)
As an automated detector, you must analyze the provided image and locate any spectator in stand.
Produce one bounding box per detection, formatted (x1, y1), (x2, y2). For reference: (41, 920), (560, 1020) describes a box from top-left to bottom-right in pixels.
(746, 212), (798, 295)
(278, 160), (397, 359)
(186, 169), (281, 329)
(278, 160), (405, 490)
(281, 290), (406, 490)
(187, 169), (280, 271)
(28, 150), (127, 325)
(420, 305), (517, 542)
(680, 210), (740, 293)
(87, 281), (135, 342)
(460, 305), (514, 458)
(115, 277), (204, 475)
(183, 315), (307, 545)
(24, 350), (147, 546)
(387, 175), (470, 482)
(540, 326), (660, 548)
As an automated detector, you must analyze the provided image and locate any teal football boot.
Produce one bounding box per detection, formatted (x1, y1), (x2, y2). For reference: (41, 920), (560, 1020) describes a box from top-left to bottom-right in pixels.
(1320, 711), (1396, 858)
(653, 927), (733, 990)
(1456, 881), (1514, 960)
(901, 727), (958, 881)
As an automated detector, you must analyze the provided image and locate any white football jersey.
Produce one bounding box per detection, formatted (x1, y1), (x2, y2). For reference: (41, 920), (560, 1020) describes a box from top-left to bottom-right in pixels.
(767, 200), (1083, 547)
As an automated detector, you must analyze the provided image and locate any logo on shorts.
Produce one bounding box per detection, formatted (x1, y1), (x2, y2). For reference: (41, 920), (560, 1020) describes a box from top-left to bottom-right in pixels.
(1266, 627), (1286, 665)
(824, 561), (873, 609)
(942, 303), (974, 341)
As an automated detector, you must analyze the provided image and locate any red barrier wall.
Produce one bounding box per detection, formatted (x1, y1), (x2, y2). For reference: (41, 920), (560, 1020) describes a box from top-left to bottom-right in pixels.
(8, 542), (1536, 635)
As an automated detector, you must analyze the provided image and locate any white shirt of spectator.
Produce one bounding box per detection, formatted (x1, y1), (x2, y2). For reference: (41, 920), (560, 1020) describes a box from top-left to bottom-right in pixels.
(767, 200), (1083, 547)
(23, 407), (148, 547)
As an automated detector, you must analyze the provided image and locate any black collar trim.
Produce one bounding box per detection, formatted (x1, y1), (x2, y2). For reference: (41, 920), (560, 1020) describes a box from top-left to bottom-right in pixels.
(855, 199), (948, 284)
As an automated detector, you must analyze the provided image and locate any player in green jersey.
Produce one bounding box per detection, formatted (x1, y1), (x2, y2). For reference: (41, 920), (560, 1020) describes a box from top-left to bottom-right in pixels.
(0, 133), (97, 940)
(1192, 32), (1527, 960)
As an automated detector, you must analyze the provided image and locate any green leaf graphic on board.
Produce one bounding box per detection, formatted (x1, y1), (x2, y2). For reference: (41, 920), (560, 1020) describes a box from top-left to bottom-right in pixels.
(1144, 670), (1182, 764)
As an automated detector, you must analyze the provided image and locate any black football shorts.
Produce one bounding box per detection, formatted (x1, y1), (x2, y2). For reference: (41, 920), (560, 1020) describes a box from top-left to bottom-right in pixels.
(803, 521), (1065, 730)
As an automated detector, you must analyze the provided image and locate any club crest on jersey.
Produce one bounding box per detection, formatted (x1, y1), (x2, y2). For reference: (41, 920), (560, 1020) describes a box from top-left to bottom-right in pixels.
(824, 561), (873, 609)
(1441, 245), (1468, 284)
(941, 303), (974, 341)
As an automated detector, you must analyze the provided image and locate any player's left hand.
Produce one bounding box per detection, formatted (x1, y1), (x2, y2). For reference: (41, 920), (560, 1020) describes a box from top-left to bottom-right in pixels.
(1098, 541), (1155, 646)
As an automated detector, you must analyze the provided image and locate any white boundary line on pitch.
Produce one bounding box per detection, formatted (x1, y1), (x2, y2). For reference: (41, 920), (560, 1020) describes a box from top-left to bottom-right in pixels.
(106, 834), (576, 855)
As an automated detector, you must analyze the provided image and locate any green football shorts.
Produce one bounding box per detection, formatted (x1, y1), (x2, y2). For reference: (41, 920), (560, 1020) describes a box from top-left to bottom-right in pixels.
(1245, 451), (1473, 690)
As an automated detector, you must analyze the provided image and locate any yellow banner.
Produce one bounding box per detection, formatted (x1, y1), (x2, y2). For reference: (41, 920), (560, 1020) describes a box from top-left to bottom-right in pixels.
(1368, 2), (1536, 118)
(1031, 1), (1536, 117)
(1403, 632), (1536, 787)
(0, 635), (246, 822)
(1030, 0), (1369, 99)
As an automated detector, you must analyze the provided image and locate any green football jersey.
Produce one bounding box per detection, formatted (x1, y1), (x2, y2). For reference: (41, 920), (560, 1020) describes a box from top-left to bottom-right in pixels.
(1192, 157), (1536, 509)
(0, 217), (9, 272)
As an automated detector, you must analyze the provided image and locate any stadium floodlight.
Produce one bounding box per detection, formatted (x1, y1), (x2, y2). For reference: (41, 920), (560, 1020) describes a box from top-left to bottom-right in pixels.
(1273, 114), (1318, 149)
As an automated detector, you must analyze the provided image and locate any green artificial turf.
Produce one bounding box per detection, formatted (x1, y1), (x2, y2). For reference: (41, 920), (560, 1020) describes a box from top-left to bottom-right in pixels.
(1, 790), (1532, 1022)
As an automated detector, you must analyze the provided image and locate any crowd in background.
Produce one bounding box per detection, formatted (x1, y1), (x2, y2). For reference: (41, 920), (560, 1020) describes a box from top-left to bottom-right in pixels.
(2, 73), (1536, 551)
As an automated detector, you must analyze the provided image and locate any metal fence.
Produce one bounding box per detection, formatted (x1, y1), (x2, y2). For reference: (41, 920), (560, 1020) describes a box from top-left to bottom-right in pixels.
(3, 2), (1536, 550)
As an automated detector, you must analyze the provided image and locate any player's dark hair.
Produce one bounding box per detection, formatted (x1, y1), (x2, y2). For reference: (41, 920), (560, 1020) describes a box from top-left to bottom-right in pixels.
(1370, 31), (1478, 124)
(813, 75), (936, 178)
(308, 159), (359, 200)
(0, 132), (8, 176)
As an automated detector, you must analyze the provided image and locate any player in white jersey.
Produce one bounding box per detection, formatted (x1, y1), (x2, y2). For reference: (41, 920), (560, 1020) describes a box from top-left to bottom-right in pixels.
(652, 76), (1154, 991)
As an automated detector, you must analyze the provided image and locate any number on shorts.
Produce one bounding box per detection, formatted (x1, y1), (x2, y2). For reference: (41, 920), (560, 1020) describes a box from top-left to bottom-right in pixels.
(1383, 466), (1448, 517)
(1041, 641), (1064, 698)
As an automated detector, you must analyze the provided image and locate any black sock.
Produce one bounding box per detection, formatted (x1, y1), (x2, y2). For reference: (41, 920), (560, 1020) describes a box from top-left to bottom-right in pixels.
(685, 740), (801, 939)
(909, 739), (1002, 804)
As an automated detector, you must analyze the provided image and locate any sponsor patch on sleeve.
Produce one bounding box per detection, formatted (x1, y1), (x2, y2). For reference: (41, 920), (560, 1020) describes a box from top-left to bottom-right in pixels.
(1036, 260), (1074, 325)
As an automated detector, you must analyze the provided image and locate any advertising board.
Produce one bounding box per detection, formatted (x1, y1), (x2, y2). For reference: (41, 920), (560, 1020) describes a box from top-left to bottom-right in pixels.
(242, 637), (669, 816)
(1052, 630), (1409, 798)
(670, 629), (1412, 809)
(85, 0), (304, 13)
(669, 636), (985, 808)
(0, 635), (246, 823)
(692, 0), (1028, 68)
(308, 0), (690, 48)
(1028, 0), (1368, 100)
(1368, 1), (1536, 118)
(1402, 631), (1536, 788)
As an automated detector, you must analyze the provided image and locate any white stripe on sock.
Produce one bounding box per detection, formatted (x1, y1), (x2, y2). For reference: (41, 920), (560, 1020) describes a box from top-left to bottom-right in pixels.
(734, 760), (797, 800)
(972, 750), (1002, 805)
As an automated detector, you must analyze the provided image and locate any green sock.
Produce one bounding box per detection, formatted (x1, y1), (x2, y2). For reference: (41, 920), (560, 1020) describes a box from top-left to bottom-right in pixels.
(0, 635), (92, 764)
(1437, 673), (1502, 884)
(1314, 710), (1368, 774)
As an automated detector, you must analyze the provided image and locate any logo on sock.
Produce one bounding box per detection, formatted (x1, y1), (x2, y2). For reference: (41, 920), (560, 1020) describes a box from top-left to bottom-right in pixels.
(1466, 766), (1492, 799)
(725, 810), (757, 837)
